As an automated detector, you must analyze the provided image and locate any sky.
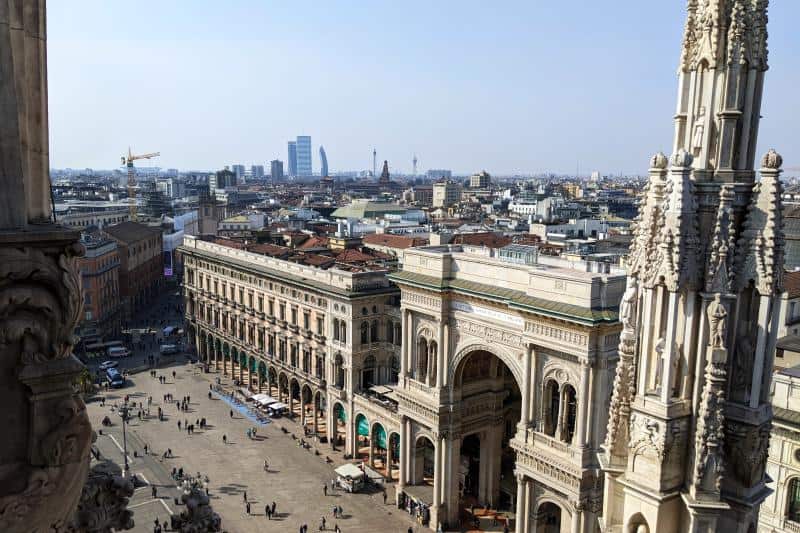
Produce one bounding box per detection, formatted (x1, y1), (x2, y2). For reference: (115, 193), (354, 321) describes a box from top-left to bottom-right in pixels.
(47, 1), (800, 176)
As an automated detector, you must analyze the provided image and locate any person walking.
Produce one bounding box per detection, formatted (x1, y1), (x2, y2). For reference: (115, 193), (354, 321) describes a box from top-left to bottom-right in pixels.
(178, 420), (181, 431)
(320, 516), (326, 530)
(334, 525), (340, 533)
(323, 483), (327, 496)
(230, 409), (233, 419)
(383, 491), (387, 505)
(243, 490), (247, 502)
(245, 501), (251, 515)
(151, 485), (157, 498)
(271, 501), (276, 516)
(222, 434), (227, 444)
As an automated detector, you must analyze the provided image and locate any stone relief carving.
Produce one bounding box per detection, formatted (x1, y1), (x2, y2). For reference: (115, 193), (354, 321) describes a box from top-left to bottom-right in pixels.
(524, 321), (588, 347)
(454, 319), (523, 349)
(65, 460), (134, 532)
(725, 421), (771, 488)
(629, 414), (684, 465)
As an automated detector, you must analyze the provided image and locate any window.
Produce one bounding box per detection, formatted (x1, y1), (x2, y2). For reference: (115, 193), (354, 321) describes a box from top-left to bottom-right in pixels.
(371, 320), (379, 343)
(317, 316), (324, 335)
(268, 299), (274, 316)
(258, 296), (263, 312)
(291, 307), (298, 325)
(788, 478), (800, 522)
(361, 322), (369, 345)
(333, 319), (340, 341)
(279, 303), (285, 321)
(303, 312), (310, 331)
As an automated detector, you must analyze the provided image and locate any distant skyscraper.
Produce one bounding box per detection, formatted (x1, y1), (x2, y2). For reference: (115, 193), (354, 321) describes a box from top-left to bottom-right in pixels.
(319, 146), (328, 177)
(427, 169), (452, 180)
(287, 141), (297, 177)
(231, 164), (245, 184)
(270, 160), (284, 181)
(251, 165), (265, 179)
(296, 136), (312, 176)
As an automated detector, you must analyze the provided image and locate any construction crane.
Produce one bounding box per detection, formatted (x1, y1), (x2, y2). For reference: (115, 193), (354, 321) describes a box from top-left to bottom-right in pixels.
(121, 147), (160, 221)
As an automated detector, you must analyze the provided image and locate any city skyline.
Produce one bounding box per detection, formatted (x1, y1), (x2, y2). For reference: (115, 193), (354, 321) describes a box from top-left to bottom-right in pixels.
(47, 2), (800, 175)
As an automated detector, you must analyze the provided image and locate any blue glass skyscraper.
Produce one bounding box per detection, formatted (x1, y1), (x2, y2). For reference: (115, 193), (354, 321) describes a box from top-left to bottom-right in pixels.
(296, 136), (312, 176)
(287, 141), (297, 177)
(319, 145), (328, 177)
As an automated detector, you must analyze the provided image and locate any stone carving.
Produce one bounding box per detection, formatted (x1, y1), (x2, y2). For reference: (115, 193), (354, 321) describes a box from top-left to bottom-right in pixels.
(650, 151), (668, 170)
(619, 277), (638, 331)
(761, 148), (783, 170)
(455, 319), (523, 349)
(707, 297), (728, 349)
(603, 327), (637, 459)
(66, 460), (134, 532)
(692, 107), (706, 156)
(629, 414), (683, 464)
(524, 321), (588, 347)
(724, 421), (771, 488)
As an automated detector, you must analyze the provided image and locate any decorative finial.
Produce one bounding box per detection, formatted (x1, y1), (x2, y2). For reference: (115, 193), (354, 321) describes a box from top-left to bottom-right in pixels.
(761, 149), (783, 170)
(649, 152), (668, 170)
(671, 149), (694, 168)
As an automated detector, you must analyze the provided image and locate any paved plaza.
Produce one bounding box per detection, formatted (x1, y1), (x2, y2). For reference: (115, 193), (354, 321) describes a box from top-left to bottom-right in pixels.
(87, 361), (426, 533)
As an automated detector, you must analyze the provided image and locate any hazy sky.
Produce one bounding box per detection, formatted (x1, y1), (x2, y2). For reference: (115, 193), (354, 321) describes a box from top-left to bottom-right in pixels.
(47, 1), (800, 175)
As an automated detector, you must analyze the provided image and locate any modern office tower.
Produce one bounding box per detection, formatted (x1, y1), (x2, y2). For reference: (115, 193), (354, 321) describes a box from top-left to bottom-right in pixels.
(319, 145), (328, 177)
(251, 165), (265, 179)
(288, 141), (297, 177)
(270, 160), (284, 181)
(209, 168), (237, 190)
(231, 164), (245, 184)
(600, 2), (784, 533)
(296, 136), (312, 176)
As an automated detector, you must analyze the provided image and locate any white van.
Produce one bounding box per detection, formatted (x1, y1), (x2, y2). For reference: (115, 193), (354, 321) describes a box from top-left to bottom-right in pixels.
(107, 346), (131, 358)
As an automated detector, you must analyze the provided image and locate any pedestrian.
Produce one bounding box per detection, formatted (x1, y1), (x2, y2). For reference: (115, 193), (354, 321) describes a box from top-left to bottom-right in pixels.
(178, 421), (181, 431)
(271, 501), (276, 516)
(243, 490), (247, 502)
(407, 528), (413, 533)
(144, 444), (149, 455)
(383, 491), (387, 505)
(334, 525), (340, 533)
(167, 448), (172, 458)
(265, 505), (270, 520)
(246, 501), (250, 515)
(503, 523), (510, 533)
(230, 409), (233, 418)
(321, 516), (326, 530)
(152, 485), (157, 498)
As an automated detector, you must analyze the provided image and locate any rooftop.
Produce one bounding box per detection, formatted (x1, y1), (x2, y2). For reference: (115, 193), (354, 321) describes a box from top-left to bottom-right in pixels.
(104, 221), (161, 243)
(330, 199), (408, 219)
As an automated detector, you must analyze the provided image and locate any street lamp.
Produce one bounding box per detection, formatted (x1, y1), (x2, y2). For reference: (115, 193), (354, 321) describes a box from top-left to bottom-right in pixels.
(118, 402), (130, 476)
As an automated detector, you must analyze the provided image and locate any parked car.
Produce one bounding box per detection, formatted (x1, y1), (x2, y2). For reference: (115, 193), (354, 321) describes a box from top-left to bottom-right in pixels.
(107, 346), (131, 358)
(159, 344), (179, 355)
(106, 368), (125, 388)
(98, 360), (118, 371)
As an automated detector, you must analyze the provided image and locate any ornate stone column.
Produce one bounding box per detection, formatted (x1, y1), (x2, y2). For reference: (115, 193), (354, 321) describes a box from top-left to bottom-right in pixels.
(0, 2), (98, 531)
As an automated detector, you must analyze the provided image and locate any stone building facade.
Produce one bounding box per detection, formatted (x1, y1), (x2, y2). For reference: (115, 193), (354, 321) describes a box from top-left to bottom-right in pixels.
(390, 245), (624, 531)
(77, 233), (121, 340)
(180, 236), (405, 470)
(759, 367), (800, 532)
(599, 2), (785, 533)
(104, 221), (164, 319)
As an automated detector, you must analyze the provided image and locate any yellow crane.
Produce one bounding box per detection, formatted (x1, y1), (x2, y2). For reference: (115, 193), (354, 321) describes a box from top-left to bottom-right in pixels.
(121, 147), (160, 221)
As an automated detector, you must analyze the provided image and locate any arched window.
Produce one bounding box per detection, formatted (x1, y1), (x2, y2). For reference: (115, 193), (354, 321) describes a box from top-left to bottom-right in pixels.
(340, 322), (347, 343)
(416, 337), (428, 382)
(371, 320), (379, 343)
(333, 319), (340, 341)
(361, 322), (369, 345)
(788, 478), (800, 522)
(394, 323), (402, 346)
(543, 380), (559, 437)
(561, 384), (578, 443)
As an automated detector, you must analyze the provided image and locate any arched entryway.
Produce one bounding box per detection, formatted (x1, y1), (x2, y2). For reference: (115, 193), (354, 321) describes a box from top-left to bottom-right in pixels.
(450, 348), (522, 517)
(257, 361), (267, 392)
(412, 436), (435, 485)
(371, 422), (388, 471)
(300, 385), (313, 430)
(331, 402), (346, 450)
(278, 373), (289, 403)
(355, 413), (370, 462)
(537, 502), (563, 533)
(289, 379), (300, 419)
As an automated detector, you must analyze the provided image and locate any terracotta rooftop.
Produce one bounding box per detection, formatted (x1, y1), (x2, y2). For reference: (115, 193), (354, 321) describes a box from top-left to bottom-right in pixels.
(362, 233), (428, 249)
(212, 237), (247, 249)
(248, 243), (291, 258)
(335, 249), (376, 264)
(297, 236), (330, 250)
(452, 232), (512, 249)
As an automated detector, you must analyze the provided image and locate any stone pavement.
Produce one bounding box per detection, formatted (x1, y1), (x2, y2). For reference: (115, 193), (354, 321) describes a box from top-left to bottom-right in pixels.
(87, 361), (425, 533)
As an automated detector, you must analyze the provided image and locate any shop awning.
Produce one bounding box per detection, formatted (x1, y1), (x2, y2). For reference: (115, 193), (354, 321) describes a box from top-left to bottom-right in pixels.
(335, 463), (365, 479)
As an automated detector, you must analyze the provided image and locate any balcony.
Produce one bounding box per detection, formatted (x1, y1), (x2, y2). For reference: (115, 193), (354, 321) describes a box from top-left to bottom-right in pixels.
(313, 333), (327, 343)
(786, 519), (800, 533)
(287, 323), (299, 333)
(266, 315), (276, 324)
(302, 329), (313, 339)
(255, 311), (265, 320)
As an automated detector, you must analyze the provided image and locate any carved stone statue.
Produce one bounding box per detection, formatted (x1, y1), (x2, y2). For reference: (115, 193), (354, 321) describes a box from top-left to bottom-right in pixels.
(692, 106), (707, 155)
(620, 277), (638, 331)
(707, 296), (728, 349)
